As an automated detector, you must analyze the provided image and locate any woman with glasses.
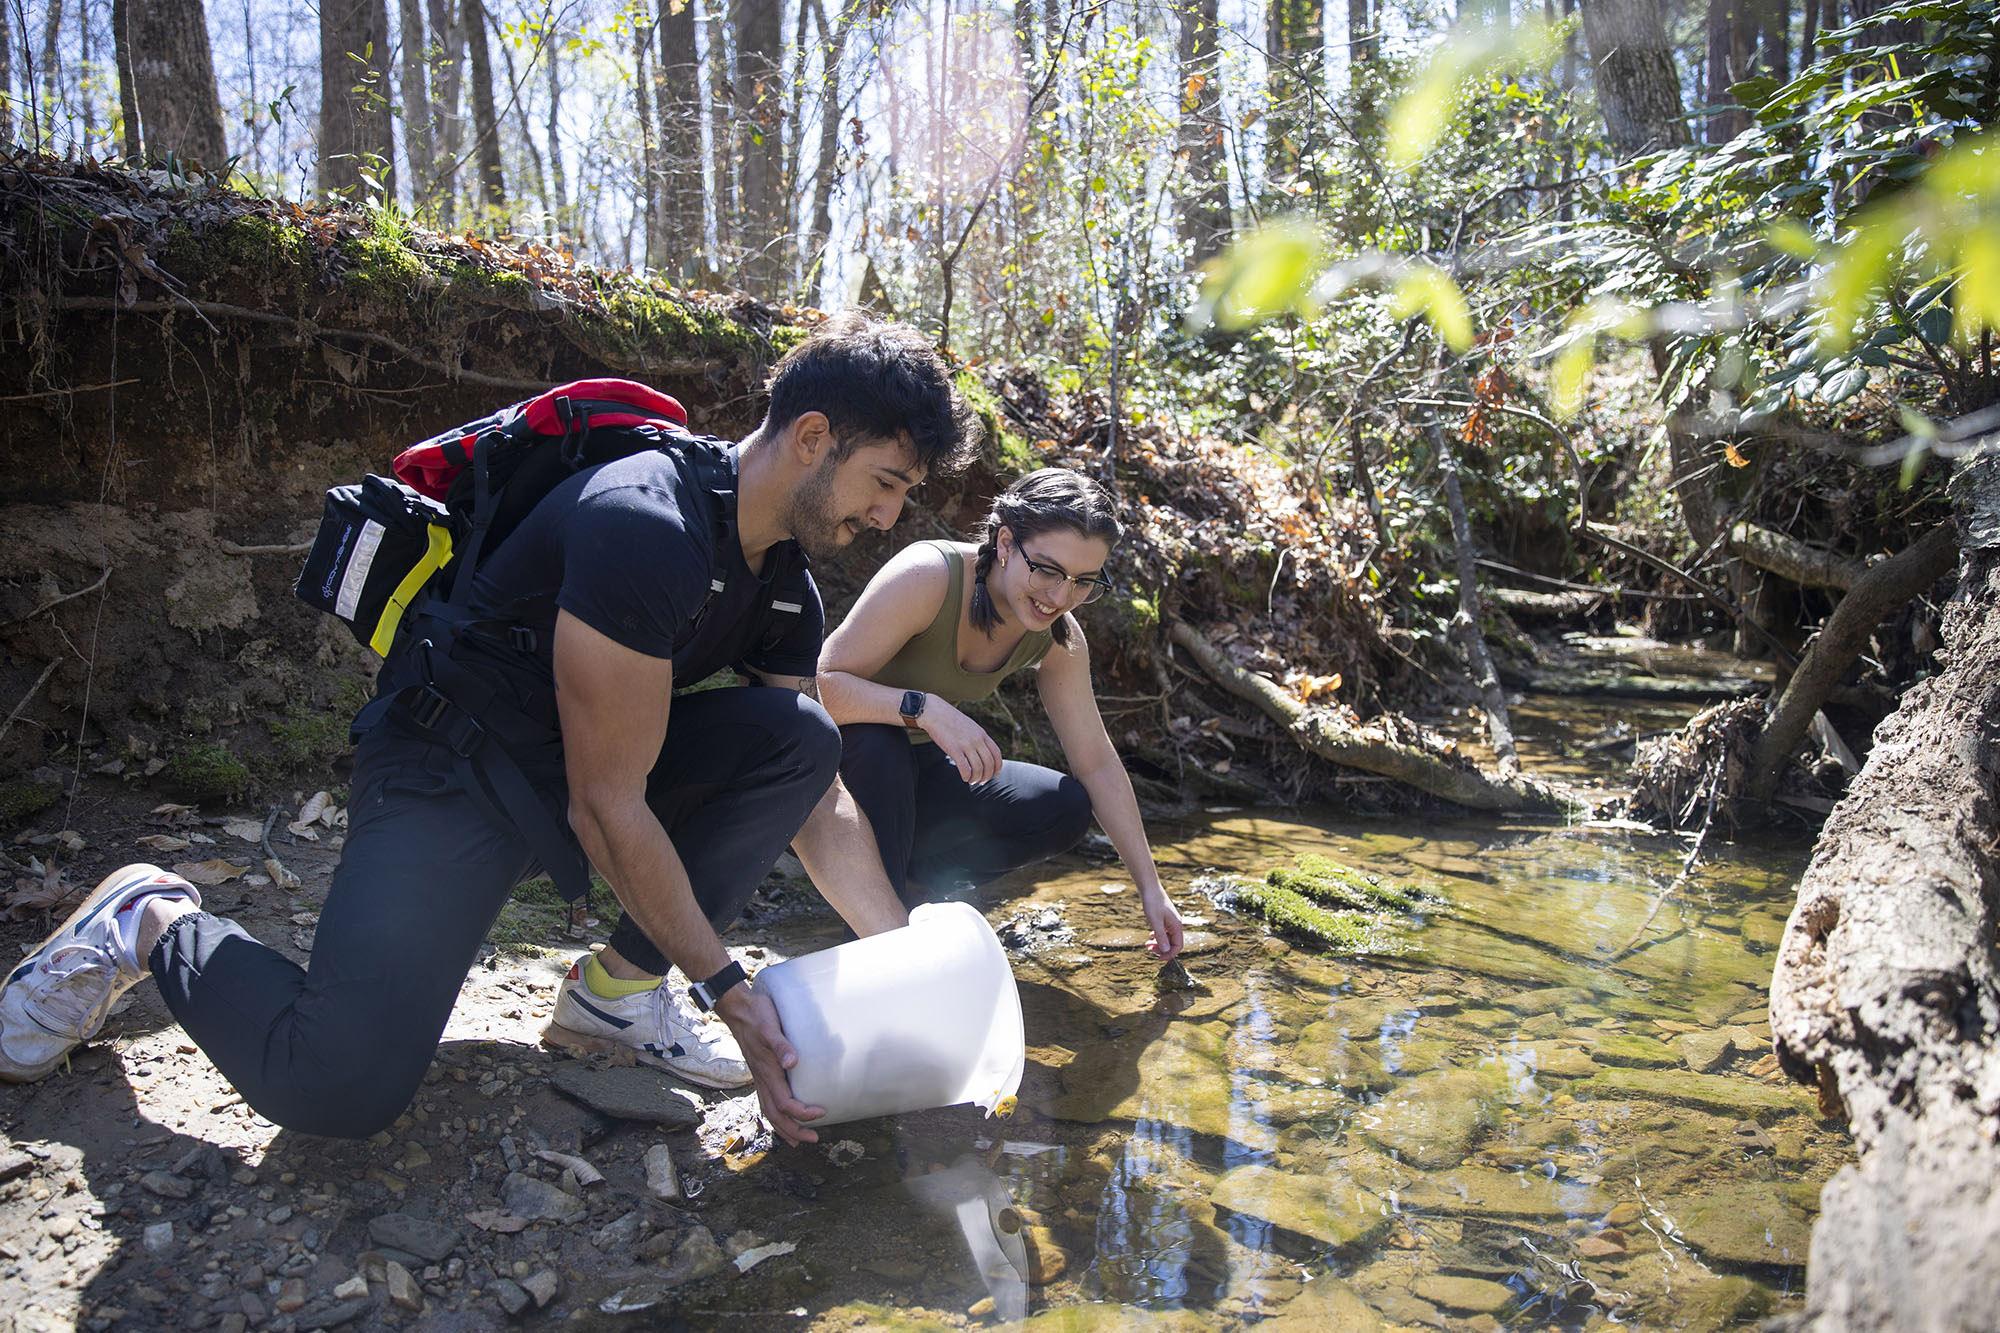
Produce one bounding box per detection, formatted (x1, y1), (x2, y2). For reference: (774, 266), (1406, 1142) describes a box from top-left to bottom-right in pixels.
(805, 468), (1185, 960)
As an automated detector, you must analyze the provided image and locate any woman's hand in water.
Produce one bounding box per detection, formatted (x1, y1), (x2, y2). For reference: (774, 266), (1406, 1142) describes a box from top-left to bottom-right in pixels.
(920, 701), (1003, 784)
(1141, 886), (1185, 961)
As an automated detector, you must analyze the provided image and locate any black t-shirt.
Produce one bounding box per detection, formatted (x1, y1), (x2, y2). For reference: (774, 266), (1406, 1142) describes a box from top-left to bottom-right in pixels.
(376, 445), (822, 731)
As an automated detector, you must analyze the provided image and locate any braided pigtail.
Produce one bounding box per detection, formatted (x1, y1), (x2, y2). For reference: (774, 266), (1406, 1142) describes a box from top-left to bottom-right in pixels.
(967, 514), (1003, 636)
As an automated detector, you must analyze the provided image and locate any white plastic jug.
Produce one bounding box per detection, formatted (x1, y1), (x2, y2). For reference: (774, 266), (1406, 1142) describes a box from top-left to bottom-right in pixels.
(756, 902), (1025, 1127)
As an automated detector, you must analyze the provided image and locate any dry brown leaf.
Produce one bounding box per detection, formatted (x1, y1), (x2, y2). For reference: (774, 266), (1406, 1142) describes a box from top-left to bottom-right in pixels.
(171, 859), (250, 887)
(298, 792), (333, 826)
(264, 859), (300, 891)
(222, 818), (266, 844)
(135, 834), (192, 854)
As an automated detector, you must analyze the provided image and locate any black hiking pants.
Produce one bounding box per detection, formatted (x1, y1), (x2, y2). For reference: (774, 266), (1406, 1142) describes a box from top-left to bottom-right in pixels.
(836, 722), (1095, 908)
(148, 686), (839, 1139)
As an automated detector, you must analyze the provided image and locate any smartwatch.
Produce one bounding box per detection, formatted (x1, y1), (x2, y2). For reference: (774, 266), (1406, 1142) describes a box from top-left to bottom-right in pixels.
(899, 689), (927, 728)
(688, 960), (748, 1013)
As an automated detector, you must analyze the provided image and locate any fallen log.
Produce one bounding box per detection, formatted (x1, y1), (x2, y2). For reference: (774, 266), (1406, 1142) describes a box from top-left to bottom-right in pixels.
(1744, 524), (1956, 809)
(1768, 455), (2000, 1330)
(1486, 587), (1603, 618)
(1166, 621), (1582, 815)
(1728, 520), (1869, 592)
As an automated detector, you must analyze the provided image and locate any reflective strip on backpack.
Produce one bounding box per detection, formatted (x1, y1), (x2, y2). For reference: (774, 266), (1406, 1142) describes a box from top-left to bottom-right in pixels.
(368, 524), (456, 656)
(334, 520), (387, 620)
(770, 600), (802, 614)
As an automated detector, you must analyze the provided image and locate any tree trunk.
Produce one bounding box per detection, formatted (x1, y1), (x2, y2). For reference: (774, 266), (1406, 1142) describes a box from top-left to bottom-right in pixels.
(463, 0), (505, 214)
(0, 2), (14, 147)
(1580, 0), (1690, 156)
(708, 0), (736, 261)
(1728, 520), (1869, 591)
(1168, 621), (1581, 814)
(545, 22), (566, 233)
(398, 0), (434, 206)
(1348, 0), (1375, 62)
(1769, 458), (2000, 1330)
(111, 0), (139, 158)
(732, 0), (785, 297)
(1176, 0), (1231, 267)
(634, 16), (661, 267)
(1264, 0), (1324, 187)
(1800, 0), (1819, 69)
(657, 0), (705, 281)
(425, 0), (463, 223)
(39, 0), (63, 146)
(804, 0), (859, 293)
(319, 0), (398, 197)
(1757, 0), (1791, 81)
(1704, 0), (1751, 141)
(490, 29), (548, 223)
(1745, 524), (1956, 808)
(125, 0), (229, 168)
(1433, 424), (1522, 777)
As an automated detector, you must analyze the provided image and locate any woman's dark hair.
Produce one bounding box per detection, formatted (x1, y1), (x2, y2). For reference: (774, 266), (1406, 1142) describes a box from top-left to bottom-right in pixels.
(969, 468), (1122, 646)
(765, 310), (980, 477)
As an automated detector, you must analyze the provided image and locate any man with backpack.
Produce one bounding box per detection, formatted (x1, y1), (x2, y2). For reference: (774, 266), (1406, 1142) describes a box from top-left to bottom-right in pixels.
(0, 312), (975, 1148)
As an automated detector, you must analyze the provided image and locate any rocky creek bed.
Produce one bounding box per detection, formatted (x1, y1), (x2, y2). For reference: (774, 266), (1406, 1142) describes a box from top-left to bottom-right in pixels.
(0, 694), (1843, 1331)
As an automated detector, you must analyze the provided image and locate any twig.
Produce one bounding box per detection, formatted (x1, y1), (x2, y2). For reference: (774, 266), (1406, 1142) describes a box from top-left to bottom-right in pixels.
(2, 565), (110, 628)
(1612, 752), (1723, 960)
(259, 806), (281, 866)
(0, 378), (138, 402)
(0, 660), (59, 745)
(220, 540), (313, 556)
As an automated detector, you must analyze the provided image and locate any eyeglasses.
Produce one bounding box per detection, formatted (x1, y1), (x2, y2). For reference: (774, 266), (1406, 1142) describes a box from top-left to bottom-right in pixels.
(1019, 548), (1113, 605)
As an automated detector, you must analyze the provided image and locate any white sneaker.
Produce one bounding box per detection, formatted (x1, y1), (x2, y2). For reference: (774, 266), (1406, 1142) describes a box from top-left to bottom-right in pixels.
(542, 957), (752, 1090)
(0, 864), (200, 1083)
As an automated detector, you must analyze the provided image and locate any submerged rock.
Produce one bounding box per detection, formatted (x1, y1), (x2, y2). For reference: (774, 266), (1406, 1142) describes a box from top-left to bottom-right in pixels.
(1502, 986), (1595, 1016)
(1666, 1183), (1811, 1267)
(1258, 1275), (1386, 1330)
(1360, 1067), (1506, 1169)
(1209, 1164), (1390, 1251)
(1414, 1274), (1514, 1314)
(1583, 1066), (1802, 1123)
(1585, 1030), (1681, 1068)
(1675, 1029), (1737, 1073)
(1399, 1164), (1606, 1220)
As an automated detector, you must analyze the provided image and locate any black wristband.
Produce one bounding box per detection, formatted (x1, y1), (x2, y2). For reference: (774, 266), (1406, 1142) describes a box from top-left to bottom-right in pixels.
(689, 960), (747, 1013)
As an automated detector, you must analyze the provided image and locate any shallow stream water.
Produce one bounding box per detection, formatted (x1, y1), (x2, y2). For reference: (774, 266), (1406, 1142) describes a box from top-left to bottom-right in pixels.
(743, 695), (1843, 1332)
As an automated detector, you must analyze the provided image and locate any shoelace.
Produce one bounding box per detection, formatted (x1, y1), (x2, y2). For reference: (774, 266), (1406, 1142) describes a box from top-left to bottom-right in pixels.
(23, 942), (126, 1040)
(646, 982), (735, 1052)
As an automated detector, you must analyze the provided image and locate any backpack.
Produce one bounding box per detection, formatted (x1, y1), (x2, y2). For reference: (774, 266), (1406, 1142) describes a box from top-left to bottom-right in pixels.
(294, 379), (690, 656)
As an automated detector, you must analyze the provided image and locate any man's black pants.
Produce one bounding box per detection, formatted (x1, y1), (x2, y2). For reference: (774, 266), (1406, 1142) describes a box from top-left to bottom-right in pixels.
(836, 723), (1094, 908)
(148, 687), (839, 1139)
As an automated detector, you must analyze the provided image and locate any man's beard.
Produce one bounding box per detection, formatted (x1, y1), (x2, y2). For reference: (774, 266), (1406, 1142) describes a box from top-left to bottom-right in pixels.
(782, 457), (850, 561)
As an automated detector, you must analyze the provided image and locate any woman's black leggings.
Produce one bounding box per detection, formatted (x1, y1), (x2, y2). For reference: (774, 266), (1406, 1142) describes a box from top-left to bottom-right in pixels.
(836, 723), (1096, 906)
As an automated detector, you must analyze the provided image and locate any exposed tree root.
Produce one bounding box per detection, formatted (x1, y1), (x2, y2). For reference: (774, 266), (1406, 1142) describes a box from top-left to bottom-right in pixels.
(1728, 520), (1869, 592)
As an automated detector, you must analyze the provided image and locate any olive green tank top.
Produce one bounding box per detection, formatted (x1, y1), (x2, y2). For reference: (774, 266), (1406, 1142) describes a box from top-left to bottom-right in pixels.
(874, 542), (1053, 740)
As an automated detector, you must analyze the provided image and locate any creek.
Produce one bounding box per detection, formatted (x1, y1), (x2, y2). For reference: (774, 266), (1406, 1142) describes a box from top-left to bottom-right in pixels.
(721, 688), (1843, 1331)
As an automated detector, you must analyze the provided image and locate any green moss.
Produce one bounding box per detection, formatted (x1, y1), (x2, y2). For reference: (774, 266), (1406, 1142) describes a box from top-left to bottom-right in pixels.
(0, 779), (61, 827)
(1231, 879), (1382, 951)
(338, 231), (426, 295)
(164, 742), (252, 805)
(1268, 852), (1421, 913)
(264, 680), (370, 770)
(957, 370), (1034, 475)
(171, 212), (313, 287)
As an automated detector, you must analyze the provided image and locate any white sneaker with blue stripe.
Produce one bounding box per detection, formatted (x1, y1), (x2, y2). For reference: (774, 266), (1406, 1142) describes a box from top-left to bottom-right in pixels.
(543, 956), (752, 1090)
(0, 863), (199, 1083)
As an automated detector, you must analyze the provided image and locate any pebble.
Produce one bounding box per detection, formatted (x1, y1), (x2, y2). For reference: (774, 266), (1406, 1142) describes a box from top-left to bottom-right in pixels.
(267, 1206), (293, 1225)
(1604, 1202), (1643, 1227)
(275, 1278), (307, 1314)
(644, 1144), (681, 1201)
(1576, 1234), (1628, 1258)
(366, 1212), (461, 1262)
(521, 1269), (560, 1308)
(385, 1261), (424, 1312)
(591, 1210), (644, 1252)
(332, 1275), (368, 1301)
(968, 1296), (996, 1318)
(142, 1222), (175, 1255)
(140, 1171), (197, 1200)
(501, 1172), (586, 1224)
(300, 1298), (370, 1329)
(490, 1278), (531, 1315)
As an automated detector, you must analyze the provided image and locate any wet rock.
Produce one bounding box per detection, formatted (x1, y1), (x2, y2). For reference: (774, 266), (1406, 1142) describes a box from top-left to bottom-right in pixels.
(1509, 1042), (1597, 1079)
(1583, 1066), (1802, 1122)
(1024, 1226), (1068, 1284)
(1415, 1274), (1514, 1314)
(489, 1278), (531, 1316)
(140, 1170), (197, 1200)
(1604, 1201), (1643, 1227)
(1676, 1030), (1736, 1073)
(1360, 1068), (1505, 1169)
(1502, 986), (1594, 1015)
(1677, 1274), (1776, 1329)
(1667, 1183), (1811, 1267)
(658, 1225), (728, 1286)
(1576, 1234), (1628, 1259)
(1586, 1031), (1681, 1068)
(385, 1261), (423, 1312)
(997, 906), (1075, 951)
(1290, 1019), (1393, 1093)
(500, 1171), (586, 1224)
(1257, 1083), (1348, 1125)
(1082, 927), (1222, 955)
(520, 1270), (560, 1308)
(1210, 1165), (1390, 1251)
(548, 1065), (702, 1127)
(1259, 1275), (1385, 1330)
(1399, 1165), (1605, 1220)
(592, 1209), (644, 1251)
(1040, 1019), (1266, 1146)
(366, 1213), (460, 1262)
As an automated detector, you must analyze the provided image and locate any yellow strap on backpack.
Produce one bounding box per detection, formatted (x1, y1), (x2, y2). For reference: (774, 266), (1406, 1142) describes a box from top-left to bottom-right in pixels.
(367, 524), (455, 656)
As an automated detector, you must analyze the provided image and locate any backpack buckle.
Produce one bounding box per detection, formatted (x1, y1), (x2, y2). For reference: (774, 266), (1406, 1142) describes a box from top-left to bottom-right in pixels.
(507, 625), (538, 653)
(409, 685), (486, 757)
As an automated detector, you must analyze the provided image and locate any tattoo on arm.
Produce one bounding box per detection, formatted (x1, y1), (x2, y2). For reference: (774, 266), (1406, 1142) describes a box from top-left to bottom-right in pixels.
(799, 675), (820, 703)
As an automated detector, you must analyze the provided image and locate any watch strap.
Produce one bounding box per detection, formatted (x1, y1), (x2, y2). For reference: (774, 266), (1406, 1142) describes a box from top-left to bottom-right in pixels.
(689, 959), (748, 1013)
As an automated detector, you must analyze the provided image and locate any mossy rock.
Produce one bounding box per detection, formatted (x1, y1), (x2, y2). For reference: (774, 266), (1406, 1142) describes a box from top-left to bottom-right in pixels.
(0, 778), (61, 827)
(163, 743), (252, 805)
(1268, 853), (1421, 913)
(1231, 880), (1385, 952)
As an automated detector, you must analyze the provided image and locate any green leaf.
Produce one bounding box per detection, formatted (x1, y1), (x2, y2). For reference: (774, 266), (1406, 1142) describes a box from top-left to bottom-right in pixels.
(1386, 19), (1556, 171)
(1389, 262), (1473, 351)
(1190, 219), (1326, 331)
(1767, 217), (1820, 260)
(1955, 226), (2000, 342)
